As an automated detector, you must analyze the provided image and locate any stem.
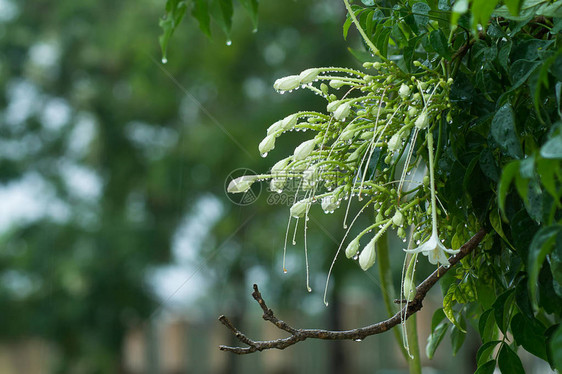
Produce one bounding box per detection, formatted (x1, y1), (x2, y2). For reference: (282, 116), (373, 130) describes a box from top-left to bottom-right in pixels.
(406, 315), (422, 374)
(341, 0), (386, 60)
(427, 130), (438, 236)
(378, 231), (409, 360)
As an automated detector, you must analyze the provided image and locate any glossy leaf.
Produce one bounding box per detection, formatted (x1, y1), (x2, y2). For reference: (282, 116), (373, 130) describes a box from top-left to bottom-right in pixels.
(511, 313), (548, 360)
(477, 340), (501, 366)
(475, 360), (497, 374)
(492, 289), (515, 335)
(498, 343), (525, 374)
(528, 225), (562, 308)
(491, 103), (523, 159)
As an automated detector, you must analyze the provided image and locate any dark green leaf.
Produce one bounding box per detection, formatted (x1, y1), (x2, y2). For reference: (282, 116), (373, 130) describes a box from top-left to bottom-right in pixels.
(475, 360), (497, 374)
(511, 313), (548, 360)
(426, 321), (449, 359)
(498, 343), (525, 374)
(491, 103), (523, 159)
(493, 289), (515, 335)
(192, 0), (211, 37)
(238, 0), (259, 31)
(548, 325), (562, 371)
(528, 225), (562, 308)
(477, 340), (501, 366)
(412, 2), (431, 28)
(159, 0), (188, 61)
(498, 160), (520, 215)
(510, 59), (541, 89)
(429, 29), (451, 59)
(450, 323), (467, 355)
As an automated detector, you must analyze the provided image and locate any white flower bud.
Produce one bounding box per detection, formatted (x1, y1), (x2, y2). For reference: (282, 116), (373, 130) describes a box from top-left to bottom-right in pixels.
(290, 199), (310, 218)
(271, 157), (290, 174)
(329, 80), (346, 89)
(327, 100), (341, 113)
(259, 134), (276, 156)
(281, 114), (298, 131)
(227, 175), (257, 193)
(392, 210), (404, 226)
(333, 102), (351, 121)
(345, 238), (360, 259)
(321, 195), (340, 213)
(340, 127), (356, 141)
(274, 75), (301, 91)
(267, 120), (284, 135)
(359, 238), (377, 270)
(414, 111), (429, 129)
(403, 277), (416, 302)
(293, 139), (316, 161)
(388, 132), (401, 151)
(399, 83), (410, 98)
(408, 106), (418, 116)
(299, 68), (319, 84)
(270, 178), (285, 193)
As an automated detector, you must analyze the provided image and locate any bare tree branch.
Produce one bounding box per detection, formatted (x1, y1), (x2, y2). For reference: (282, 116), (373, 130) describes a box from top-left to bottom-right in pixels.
(219, 228), (487, 354)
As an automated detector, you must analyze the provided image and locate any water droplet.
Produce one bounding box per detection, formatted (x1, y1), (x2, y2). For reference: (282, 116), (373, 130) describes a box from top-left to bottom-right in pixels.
(292, 240), (296, 245)
(283, 268), (288, 274)
(161, 57), (168, 64)
(261, 152), (268, 158)
(307, 287), (312, 292)
(226, 40), (232, 46)
(354, 338), (363, 342)
(252, 28), (258, 33)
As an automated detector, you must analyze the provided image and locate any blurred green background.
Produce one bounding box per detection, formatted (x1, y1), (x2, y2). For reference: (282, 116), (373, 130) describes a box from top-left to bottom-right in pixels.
(0, 0), (547, 373)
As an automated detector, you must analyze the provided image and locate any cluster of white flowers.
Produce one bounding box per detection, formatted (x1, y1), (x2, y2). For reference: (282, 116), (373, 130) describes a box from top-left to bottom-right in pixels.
(228, 61), (456, 297)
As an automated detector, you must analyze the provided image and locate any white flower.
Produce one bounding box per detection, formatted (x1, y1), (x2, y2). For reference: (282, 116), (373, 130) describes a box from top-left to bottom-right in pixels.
(333, 102), (351, 121)
(259, 134), (276, 156)
(271, 157), (291, 174)
(329, 79), (346, 89)
(227, 175), (257, 193)
(359, 237), (377, 270)
(345, 238), (360, 259)
(290, 199), (311, 218)
(388, 132), (402, 151)
(404, 231), (459, 266)
(399, 83), (410, 98)
(274, 75), (301, 91)
(321, 195), (340, 213)
(414, 111), (429, 129)
(293, 139), (316, 161)
(299, 68), (319, 84)
(281, 114), (298, 131)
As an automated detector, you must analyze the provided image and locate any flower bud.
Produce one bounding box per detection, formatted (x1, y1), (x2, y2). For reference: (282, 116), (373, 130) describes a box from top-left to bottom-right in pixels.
(359, 238), (376, 270)
(388, 132), (401, 151)
(398, 83), (410, 98)
(414, 111), (429, 129)
(270, 178), (285, 193)
(299, 68), (319, 84)
(321, 195), (340, 213)
(392, 210), (404, 226)
(329, 80), (346, 89)
(327, 100), (341, 113)
(403, 277), (416, 302)
(281, 114), (298, 131)
(290, 199), (310, 218)
(334, 102), (351, 121)
(227, 175), (257, 193)
(259, 134), (276, 156)
(340, 128), (356, 141)
(293, 139), (316, 161)
(345, 238), (360, 259)
(320, 83), (329, 95)
(273, 75), (301, 91)
(408, 106), (418, 117)
(271, 157), (290, 174)
(267, 120), (284, 135)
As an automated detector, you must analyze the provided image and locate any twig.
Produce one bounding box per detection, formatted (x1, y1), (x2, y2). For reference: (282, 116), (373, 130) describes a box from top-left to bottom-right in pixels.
(219, 228), (487, 354)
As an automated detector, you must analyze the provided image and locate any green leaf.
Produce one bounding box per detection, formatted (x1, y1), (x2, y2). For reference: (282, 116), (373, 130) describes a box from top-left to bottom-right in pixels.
(475, 360), (497, 374)
(504, 0), (523, 15)
(511, 313), (548, 360)
(159, 0), (188, 61)
(450, 323), (467, 355)
(429, 29), (451, 59)
(471, 0), (499, 30)
(477, 340), (501, 366)
(426, 322), (449, 359)
(540, 135), (562, 159)
(498, 343), (525, 374)
(412, 2), (431, 28)
(451, 0), (469, 27)
(192, 0), (211, 37)
(548, 325), (562, 371)
(238, 0), (259, 31)
(498, 160), (520, 215)
(491, 103), (523, 159)
(528, 225), (562, 308)
(211, 0), (233, 41)
(510, 59), (541, 89)
(492, 289), (515, 335)
(536, 158), (561, 202)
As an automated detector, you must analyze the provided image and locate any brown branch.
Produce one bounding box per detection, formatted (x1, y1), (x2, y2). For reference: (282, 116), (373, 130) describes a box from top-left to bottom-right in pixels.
(219, 228), (487, 354)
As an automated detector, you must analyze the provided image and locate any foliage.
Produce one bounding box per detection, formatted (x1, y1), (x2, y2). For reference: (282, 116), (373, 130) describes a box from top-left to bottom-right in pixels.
(167, 0), (562, 371)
